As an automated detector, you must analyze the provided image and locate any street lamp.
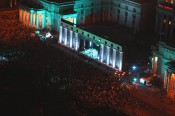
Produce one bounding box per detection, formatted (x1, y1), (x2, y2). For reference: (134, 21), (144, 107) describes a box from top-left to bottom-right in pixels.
(132, 65), (136, 71)
(114, 70), (125, 80)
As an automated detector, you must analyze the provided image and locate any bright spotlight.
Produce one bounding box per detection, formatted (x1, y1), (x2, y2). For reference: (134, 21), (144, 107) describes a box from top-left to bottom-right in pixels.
(133, 78), (137, 82)
(132, 66), (136, 70)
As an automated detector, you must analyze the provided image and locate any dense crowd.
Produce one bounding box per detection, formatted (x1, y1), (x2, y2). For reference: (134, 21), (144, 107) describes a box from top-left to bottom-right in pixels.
(0, 10), (148, 116)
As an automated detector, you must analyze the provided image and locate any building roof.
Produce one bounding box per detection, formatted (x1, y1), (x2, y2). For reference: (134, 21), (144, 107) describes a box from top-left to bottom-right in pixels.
(127, 0), (154, 4)
(165, 61), (175, 71)
(47, 0), (74, 3)
(20, 0), (43, 9)
(160, 40), (175, 49)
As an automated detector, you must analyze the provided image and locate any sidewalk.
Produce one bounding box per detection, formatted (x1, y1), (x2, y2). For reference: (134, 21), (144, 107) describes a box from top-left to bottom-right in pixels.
(136, 84), (175, 114)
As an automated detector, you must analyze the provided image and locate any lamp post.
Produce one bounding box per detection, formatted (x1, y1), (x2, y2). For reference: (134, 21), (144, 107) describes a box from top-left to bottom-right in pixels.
(114, 70), (125, 80)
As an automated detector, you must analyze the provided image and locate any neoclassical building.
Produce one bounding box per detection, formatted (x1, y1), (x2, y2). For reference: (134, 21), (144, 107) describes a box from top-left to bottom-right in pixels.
(19, 0), (156, 32)
(152, 41), (175, 97)
(155, 0), (175, 40)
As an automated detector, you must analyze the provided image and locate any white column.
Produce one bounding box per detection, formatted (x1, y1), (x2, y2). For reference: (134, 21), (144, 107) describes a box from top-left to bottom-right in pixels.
(75, 32), (79, 51)
(100, 44), (104, 63)
(69, 30), (73, 48)
(164, 70), (168, 88)
(64, 28), (67, 45)
(89, 41), (92, 48)
(106, 46), (110, 66)
(112, 49), (116, 68)
(167, 73), (171, 92)
(36, 13), (39, 29)
(151, 57), (154, 70)
(26, 12), (28, 26)
(74, 17), (77, 26)
(83, 39), (86, 49)
(42, 14), (45, 28)
(59, 26), (62, 43)
(22, 10), (24, 22)
(19, 10), (22, 22)
(119, 51), (123, 71)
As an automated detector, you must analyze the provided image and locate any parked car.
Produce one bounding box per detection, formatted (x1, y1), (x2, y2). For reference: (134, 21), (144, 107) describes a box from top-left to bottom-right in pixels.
(140, 77), (152, 87)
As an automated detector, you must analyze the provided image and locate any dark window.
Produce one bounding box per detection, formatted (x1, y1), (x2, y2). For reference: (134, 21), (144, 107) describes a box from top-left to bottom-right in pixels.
(110, 7), (113, 11)
(133, 8), (136, 13)
(101, 1), (103, 5)
(126, 6), (128, 10)
(92, 3), (94, 6)
(132, 14), (136, 19)
(118, 3), (120, 7)
(105, 41), (107, 45)
(91, 8), (94, 13)
(117, 9), (120, 14)
(125, 12), (128, 16)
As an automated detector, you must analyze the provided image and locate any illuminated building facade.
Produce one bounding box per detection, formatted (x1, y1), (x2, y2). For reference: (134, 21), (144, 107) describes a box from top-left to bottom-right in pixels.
(19, 0), (155, 32)
(59, 19), (123, 71)
(152, 41), (175, 96)
(156, 0), (175, 40)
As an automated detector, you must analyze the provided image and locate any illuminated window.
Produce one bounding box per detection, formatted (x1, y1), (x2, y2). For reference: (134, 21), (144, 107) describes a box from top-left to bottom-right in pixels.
(163, 19), (166, 23)
(155, 56), (158, 62)
(169, 21), (171, 25)
(171, 0), (173, 4)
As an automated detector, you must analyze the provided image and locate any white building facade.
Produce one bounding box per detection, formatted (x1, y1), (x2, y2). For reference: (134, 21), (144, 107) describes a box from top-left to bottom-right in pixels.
(152, 41), (175, 97)
(19, 0), (155, 33)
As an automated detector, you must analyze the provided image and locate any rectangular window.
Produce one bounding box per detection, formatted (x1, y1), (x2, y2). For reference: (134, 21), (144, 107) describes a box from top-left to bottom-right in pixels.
(118, 3), (120, 7)
(133, 8), (136, 13)
(126, 6), (128, 10)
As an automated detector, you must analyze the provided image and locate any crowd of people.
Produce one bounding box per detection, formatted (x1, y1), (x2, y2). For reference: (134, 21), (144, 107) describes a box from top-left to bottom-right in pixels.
(0, 10), (149, 116)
